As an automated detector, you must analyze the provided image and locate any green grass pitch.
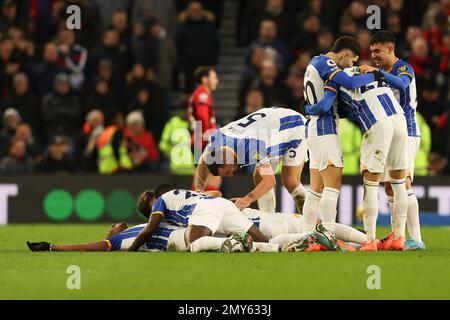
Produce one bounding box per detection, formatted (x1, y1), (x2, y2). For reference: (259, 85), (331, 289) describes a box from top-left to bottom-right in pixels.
(1, 224), (450, 299)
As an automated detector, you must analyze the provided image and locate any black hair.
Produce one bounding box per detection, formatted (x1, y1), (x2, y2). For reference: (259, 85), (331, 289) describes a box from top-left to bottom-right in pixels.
(331, 36), (362, 56)
(154, 184), (175, 199)
(136, 190), (155, 219)
(369, 30), (396, 46)
(194, 66), (215, 84)
(204, 149), (224, 176)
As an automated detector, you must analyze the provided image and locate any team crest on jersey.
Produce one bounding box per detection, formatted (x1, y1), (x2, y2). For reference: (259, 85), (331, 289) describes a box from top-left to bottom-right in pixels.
(253, 152), (263, 162)
(398, 66), (408, 72)
(327, 59), (337, 67)
(199, 93), (208, 103)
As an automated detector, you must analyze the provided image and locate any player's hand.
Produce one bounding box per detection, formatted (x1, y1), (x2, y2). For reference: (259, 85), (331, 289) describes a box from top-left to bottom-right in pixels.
(230, 197), (253, 211)
(371, 70), (385, 82)
(26, 241), (52, 252)
(359, 64), (378, 74)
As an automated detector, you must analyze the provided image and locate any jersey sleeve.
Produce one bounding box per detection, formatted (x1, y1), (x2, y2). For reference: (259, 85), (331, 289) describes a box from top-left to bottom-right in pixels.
(315, 57), (342, 81)
(394, 62), (415, 79)
(151, 197), (167, 217)
(105, 235), (122, 251)
(246, 139), (269, 168)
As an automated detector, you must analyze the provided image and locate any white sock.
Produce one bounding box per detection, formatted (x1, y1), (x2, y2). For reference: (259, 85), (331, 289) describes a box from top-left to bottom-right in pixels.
(320, 187), (340, 236)
(269, 232), (309, 245)
(335, 223), (367, 244)
(363, 179), (379, 242)
(253, 242), (281, 252)
(387, 195), (395, 231)
(407, 189), (422, 242)
(289, 183), (307, 214)
(257, 189), (276, 213)
(390, 178), (408, 238)
(302, 189), (322, 233)
(189, 237), (226, 252)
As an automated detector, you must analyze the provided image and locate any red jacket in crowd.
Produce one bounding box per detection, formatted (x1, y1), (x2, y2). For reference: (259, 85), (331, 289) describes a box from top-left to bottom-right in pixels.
(188, 85), (217, 149)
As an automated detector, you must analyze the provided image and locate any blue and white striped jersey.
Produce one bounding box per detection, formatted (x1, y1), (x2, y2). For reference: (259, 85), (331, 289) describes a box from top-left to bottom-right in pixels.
(207, 107), (305, 168)
(304, 54), (340, 137)
(381, 59), (419, 137)
(335, 68), (404, 133)
(106, 223), (179, 251)
(151, 189), (214, 227)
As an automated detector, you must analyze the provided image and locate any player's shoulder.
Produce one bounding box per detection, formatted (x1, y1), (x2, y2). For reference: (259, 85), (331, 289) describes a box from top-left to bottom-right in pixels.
(393, 59), (415, 77)
(310, 54), (338, 69)
(193, 86), (210, 103)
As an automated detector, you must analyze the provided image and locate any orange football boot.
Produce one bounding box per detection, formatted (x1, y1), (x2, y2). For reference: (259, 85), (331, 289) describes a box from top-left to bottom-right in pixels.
(304, 243), (328, 252)
(336, 240), (356, 252)
(359, 240), (378, 251)
(383, 234), (405, 251)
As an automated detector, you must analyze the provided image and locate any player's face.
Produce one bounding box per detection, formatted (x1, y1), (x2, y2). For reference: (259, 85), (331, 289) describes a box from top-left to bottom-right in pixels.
(106, 222), (128, 238)
(218, 164), (238, 177)
(370, 43), (392, 67)
(208, 71), (219, 91)
(337, 51), (359, 69)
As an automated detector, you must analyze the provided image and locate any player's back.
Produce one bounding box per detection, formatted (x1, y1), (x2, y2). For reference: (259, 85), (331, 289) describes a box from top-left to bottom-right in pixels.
(242, 208), (303, 238)
(338, 68), (404, 132)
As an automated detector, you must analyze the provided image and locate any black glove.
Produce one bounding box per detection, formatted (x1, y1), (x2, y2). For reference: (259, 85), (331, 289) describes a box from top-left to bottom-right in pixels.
(27, 241), (52, 252)
(371, 70), (385, 82)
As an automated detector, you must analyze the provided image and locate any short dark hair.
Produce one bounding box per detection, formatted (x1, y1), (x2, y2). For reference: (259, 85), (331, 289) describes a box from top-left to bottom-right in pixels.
(369, 30), (396, 46)
(194, 66), (215, 84)
(204, 149), (224, 176)
(154, 184), (175, 199)
(137, 190), (155, 219)
(331, 36), (361, 56)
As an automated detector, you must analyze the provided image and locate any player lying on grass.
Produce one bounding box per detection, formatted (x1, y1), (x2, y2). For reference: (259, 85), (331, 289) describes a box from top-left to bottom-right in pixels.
(126, 184), (277, 253)
(196, 107), (308, 214)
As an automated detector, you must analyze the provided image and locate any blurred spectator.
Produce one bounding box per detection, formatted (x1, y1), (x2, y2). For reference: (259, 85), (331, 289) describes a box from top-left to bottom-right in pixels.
(124, 63), (162, 109)
(132, 0), (178, 35)
(0, 36), (21, 100)
(314, 28), (335, 55)
(419, 80), (447, 154)
(175, 0), (219, 92)
(28, 0), (61, 46)
(85, 78), (120, 125)
(409, 37), (436, 80)
(87, 29), (130, 93)
(292, 15), (320, 55)
(251, 59), (294, 108)
(285, 63), (305, 107)
(2, 73), (40, 134)
(33, 42), (66, 96)
(415, 111), (432, 176)
(91, 0), (132, 32)
(235, 88), (264, 120)
(124, 111), (160, 171)
(125, 86), (165, 141)
(159, 106), (195, 175)
(357, 29), (371, 61)
(41, 73), (82, 140)
(14, 122), (42, 161)
(56, 27), (88, 91)
(253, 0), (293, 44)
(340, 0), (367, 30)
(246, 19), (290, 79)
(386, 12), (403, 43)
(74, 109), (105, 172)
(95, 113), (132, 174)
(0, 0), (25, 36)
(35, 134), (76, 173)
(111, 9), (132, 49)
(339, 118), (362, 175)
(0, 137), (33, 173)
(148, 18), (177, 113)
(0, 107), (21, 143)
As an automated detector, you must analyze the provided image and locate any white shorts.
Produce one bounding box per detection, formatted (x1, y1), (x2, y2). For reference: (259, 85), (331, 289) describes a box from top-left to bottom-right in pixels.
(281, 138), (309, 167)
(381, 136), (420, 182)
(166, 228), (188, 252)
(188, 198), (253, 235)
(307, 134), (343, 171)
(243, 208), (304, 238)
(361, 114), (408, 174)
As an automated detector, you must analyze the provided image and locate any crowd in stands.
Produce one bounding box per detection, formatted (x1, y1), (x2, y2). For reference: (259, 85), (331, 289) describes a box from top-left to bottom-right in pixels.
(0, 0), (449, 175)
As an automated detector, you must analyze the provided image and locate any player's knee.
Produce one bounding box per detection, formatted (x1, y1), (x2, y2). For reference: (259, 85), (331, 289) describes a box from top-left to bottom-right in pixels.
(384, 182), (394, 196)
(282, 176), (300, 192)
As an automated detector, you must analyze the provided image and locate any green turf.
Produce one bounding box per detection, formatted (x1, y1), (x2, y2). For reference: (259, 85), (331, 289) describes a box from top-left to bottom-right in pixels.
(1, 224), (450, 299)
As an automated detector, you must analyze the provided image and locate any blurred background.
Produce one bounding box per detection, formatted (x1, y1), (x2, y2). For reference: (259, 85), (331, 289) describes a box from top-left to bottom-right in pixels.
(0, 0), (449, 225)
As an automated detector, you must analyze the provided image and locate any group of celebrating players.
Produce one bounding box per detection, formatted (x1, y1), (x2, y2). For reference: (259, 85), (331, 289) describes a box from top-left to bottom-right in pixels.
(27, 30), (425, 253)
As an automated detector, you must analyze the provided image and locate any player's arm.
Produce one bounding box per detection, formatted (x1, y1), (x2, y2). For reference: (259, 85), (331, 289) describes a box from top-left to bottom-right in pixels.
(195, 150), (210, 191)
(26, 240), (109, 252)
(127, 213), (163, 251)
(305, 88), (337, 116)
(231, 162), (276, 210)
(380, 71), (411, 90)
(331, 70), (376, 89)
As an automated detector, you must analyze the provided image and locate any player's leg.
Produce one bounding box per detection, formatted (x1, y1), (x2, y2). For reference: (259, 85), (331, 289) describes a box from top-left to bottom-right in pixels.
(269, 232), (310, 245)
(281, 140), (308, 214)
(334, 223), (367, 244)
(303, 168), (323, 233)
(254, 164), (276, 213)
(405, 176), (423, 244)
(384, 181), (395, 230)
(319, 165), (342, 236)
(361, 170), (382, 245)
